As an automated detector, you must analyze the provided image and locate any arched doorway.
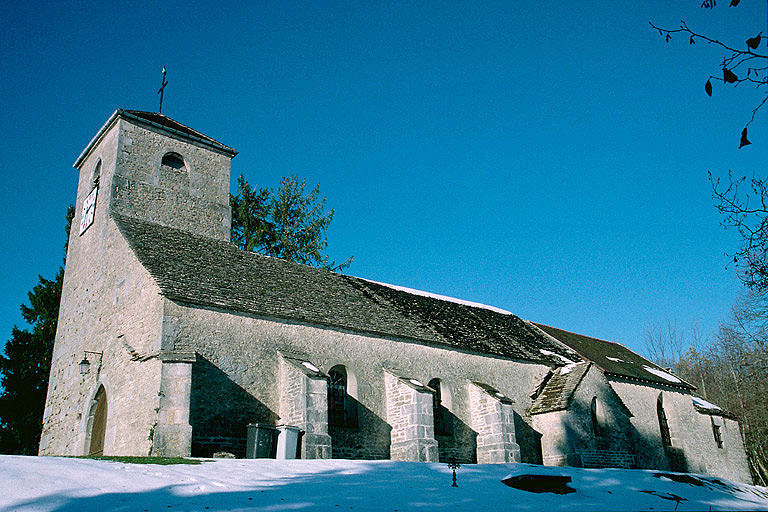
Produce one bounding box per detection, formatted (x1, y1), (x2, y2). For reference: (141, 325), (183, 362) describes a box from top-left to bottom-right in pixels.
(88, 386), (108, 456)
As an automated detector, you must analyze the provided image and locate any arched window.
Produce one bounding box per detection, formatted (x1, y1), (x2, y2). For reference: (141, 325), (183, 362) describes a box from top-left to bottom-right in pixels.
(161, 152), (185, 170)
(428, 378), (451, 436)
(92, 159), (101, 186)
(328, 365), (357, 428)
(657, 393), (672, 447)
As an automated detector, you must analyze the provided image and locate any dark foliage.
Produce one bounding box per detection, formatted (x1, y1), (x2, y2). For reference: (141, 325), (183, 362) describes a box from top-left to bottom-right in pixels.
(0, 206), (73, 454)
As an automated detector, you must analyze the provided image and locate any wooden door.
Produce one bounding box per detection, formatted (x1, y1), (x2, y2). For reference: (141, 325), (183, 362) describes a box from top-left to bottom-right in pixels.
(89, 386), (107, 456)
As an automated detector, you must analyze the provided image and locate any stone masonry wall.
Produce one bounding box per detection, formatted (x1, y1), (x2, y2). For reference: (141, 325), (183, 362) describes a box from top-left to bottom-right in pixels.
(384, 371), (438, 461)
(40, 123), (164, 456)
(610, 378), (751, 483)
(110, 118), (232, 241)
(167, 301), (551, 462)
(534, 366), (635, 468)
(152, 355), (194, 457)
(468, 382), (520, 463)
(278, 357), (332, 459)
(533, 411), (575, 466)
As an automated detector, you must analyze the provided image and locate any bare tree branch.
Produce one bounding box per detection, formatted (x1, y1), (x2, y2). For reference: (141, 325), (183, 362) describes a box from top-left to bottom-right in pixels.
(650, 11), (767, 145)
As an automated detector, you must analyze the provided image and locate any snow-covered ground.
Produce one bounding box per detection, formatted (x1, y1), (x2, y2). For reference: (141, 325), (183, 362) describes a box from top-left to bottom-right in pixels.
(1, 456), (767, 512)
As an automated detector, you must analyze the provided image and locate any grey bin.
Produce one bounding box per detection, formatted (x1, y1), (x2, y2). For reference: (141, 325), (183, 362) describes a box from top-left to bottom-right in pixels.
(246, 423), (278, 458)
(276, 425), (303, 459)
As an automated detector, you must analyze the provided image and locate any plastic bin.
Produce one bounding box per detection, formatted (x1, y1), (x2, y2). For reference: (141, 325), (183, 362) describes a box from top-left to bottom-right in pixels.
(276, 425), (302, 459)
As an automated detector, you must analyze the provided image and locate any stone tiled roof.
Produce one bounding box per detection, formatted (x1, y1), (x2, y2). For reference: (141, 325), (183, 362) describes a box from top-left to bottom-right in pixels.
(529, 363), (591, 415)
(113, 214), (581, 365)
(535, 324), (695, 390)
(122, 110), (237, 156)
(74, 109), (237, 168)
(471, 381), (515, 405)
(529, 363), (634, 417)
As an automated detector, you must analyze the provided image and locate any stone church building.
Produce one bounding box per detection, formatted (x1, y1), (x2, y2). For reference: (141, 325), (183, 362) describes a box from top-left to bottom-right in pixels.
(40, 109), (752, 483)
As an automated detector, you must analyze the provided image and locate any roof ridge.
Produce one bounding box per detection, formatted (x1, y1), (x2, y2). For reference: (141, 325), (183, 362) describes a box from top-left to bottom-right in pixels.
(351, 277), (514, 316)
(120, 109), (231, 149)
(534, 322), (623, 347)
(75, 109), (237, 168)
(536, 322), (696, 390)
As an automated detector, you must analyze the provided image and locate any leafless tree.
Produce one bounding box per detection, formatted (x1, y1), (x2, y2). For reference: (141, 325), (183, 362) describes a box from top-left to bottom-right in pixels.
(710, 171), (768, 290)
(659, 296), (768, 484)
(643, 319), (691, 369)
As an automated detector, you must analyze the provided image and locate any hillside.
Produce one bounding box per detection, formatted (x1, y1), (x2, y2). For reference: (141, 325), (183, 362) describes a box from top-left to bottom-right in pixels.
(1, 456), (767, 511)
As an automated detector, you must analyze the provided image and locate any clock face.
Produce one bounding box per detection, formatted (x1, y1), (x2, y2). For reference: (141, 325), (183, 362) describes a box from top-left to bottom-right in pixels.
(79, 186), (98, 235)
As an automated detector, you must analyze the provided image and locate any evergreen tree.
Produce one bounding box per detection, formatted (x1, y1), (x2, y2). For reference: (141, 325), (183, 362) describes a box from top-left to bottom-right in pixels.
(231, 174), (353, 271)
(0, 206), (73, 454)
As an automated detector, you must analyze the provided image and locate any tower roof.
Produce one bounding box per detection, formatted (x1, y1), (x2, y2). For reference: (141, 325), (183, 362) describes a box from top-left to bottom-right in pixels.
(74, 109), (237, 168)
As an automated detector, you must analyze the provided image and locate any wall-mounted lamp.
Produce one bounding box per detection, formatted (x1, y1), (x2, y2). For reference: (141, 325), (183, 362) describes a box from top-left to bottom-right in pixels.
(79, 351), (103, 375)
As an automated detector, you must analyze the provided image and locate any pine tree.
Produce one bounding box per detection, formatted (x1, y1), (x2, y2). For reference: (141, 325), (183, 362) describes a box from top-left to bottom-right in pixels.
(0, 206), (73, 454)
(230, 174), (353, 271)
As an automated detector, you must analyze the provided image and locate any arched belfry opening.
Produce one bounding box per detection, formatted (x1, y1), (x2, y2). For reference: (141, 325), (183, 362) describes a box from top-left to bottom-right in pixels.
(161, 152), (185, 170)
(87, 385), (108, 456)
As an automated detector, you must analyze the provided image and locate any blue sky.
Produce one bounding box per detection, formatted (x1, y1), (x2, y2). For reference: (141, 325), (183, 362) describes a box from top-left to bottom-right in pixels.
(1, 0), (765, 357)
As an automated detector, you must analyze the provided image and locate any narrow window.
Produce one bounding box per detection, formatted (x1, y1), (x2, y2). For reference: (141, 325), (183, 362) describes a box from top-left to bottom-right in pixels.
(92, 159), (101, 186)
(591, 397), (604, 437)
(161, 152), (185, 170)
(712, 417), (724, 449)
(328, 365), (357, 428)
(657, 393), (672, 447)
(428, 378), (451, 436)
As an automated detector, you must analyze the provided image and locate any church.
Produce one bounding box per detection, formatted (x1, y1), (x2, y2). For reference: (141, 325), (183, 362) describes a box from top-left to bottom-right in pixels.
(39, 109), (752, 483)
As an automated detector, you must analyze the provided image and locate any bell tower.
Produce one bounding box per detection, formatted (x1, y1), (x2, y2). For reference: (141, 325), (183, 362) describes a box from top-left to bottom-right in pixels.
(74, 109), (237, 241)
(40, 109), (237, 457)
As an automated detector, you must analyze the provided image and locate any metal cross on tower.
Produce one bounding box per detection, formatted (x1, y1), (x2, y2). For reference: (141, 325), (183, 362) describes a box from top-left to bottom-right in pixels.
(158, 66), (168, 113)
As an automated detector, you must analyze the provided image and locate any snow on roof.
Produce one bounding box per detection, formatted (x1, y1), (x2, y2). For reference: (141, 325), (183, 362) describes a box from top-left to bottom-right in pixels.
(642, 365), (681, 384)
(535, 324), (696, 390)
(301, 361), (320, 373)
(360, 278), (513, 315)
(559, 362), (582, 375)
(692, 396), (722, 411)
(540, 349), (578, 365)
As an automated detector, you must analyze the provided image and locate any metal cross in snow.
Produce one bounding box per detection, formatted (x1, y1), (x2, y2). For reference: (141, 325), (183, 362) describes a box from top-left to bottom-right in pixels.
(448, 457), (461, 487)
(158, 67), (168, 113)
